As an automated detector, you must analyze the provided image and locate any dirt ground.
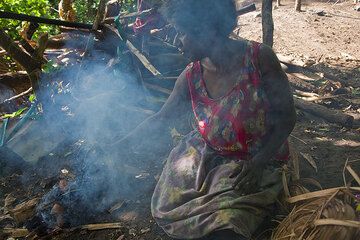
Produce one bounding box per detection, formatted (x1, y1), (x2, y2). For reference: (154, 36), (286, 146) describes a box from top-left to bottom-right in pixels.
(1, 0), (360, 239)
(238, 0), (360, 187)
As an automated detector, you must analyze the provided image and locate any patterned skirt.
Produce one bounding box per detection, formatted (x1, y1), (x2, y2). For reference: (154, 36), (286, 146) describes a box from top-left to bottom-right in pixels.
(151, 130), (284, 239)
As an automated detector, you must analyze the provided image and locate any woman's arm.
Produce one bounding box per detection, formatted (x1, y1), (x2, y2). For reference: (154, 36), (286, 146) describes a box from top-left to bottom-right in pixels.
(231, 44), (296, 191)
(254, 44), (296, 164)
(108, 68), (192, 162)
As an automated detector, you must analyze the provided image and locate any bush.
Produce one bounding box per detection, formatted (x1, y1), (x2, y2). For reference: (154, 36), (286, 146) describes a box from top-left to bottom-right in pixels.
(0, 0), (138, 40)
(0, 0), (58, 40)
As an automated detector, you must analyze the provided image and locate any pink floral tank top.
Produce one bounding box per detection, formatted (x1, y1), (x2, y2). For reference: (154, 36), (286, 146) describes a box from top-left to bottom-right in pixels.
(186, 41), (289, 161)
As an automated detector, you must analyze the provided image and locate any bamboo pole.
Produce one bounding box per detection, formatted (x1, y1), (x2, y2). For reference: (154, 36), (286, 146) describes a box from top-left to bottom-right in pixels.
(0, 10), (97, 30)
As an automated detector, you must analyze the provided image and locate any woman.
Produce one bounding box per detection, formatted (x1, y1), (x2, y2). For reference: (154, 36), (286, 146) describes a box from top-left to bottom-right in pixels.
(113, 0), (296, 239)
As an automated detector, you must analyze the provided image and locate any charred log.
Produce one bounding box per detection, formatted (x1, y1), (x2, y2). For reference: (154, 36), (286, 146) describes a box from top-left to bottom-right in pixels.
(294, 98), (354, 128)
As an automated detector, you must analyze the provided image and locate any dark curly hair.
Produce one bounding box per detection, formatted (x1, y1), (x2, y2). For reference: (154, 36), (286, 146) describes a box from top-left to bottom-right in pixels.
(161, 0), (237, 38)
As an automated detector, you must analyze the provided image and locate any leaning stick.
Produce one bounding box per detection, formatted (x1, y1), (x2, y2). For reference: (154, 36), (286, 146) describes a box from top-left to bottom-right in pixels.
(2, 87), (33, 104)
(74, 222), (123, 231)
(346, 165), (360, 186)
(0, 11), (98, 30)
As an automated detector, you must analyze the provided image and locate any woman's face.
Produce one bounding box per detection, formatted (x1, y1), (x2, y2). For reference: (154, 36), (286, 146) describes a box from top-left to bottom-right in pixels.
(176, 27), (213, 62)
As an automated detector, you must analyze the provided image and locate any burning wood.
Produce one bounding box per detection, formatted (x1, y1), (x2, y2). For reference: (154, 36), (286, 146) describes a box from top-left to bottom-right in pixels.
(1, 228), (30, 238)
(10, 198), (40, 224)
(75, 222), (123, 231)
(108, 201), (126, 214)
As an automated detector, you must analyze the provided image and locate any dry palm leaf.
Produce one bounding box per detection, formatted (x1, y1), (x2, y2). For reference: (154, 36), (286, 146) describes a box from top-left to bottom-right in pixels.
(346, 165), (360, 186)
(272, 188), (360, 240)
(289, 145), (300, 181)
(300, 152), (318, 172)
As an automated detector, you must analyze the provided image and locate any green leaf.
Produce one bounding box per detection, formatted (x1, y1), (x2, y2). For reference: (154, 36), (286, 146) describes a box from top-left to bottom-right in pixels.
(351, 88), (360, 97)
(29, 94), (36, 103)
(1, 107), (28, 119)
(43, 60), (60, 73)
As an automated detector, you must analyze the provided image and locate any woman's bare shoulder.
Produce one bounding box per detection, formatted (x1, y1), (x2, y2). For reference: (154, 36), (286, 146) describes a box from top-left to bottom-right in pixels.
(258, 44), (282, 75)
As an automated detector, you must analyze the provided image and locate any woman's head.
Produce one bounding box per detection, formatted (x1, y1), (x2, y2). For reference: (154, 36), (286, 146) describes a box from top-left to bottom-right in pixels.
(161, 0), (237, 61)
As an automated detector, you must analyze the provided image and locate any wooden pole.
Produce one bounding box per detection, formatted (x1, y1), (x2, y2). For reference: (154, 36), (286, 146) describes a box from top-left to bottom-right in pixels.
(295, 0), (302, 12)
(262, 0), (274, 47)
(0, 10), (98, 30)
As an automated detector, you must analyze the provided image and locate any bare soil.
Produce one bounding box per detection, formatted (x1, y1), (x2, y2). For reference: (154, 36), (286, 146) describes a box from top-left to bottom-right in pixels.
(238, 0), (360, 187)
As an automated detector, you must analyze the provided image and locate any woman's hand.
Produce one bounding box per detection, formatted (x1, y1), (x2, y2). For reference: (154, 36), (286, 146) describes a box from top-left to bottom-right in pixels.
(229, 156), (267, 194)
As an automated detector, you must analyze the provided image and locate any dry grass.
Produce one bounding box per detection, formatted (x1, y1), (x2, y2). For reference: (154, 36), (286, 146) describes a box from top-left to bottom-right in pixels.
(272, 187), (360, 240)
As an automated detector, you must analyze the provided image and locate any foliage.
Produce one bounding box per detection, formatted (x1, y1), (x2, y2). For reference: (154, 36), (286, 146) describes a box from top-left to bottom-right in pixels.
(0, 54), (18, 73)
(1, 107), (28, 119)
(0, 0), (58, 40)
(43, 59), (61, 74)
(73, 0), (137, 23)
(0, 0), (138, 40)
(73, 0), (99, 24)
(121, 0), (137, 13)
(29, 94), (36, 103)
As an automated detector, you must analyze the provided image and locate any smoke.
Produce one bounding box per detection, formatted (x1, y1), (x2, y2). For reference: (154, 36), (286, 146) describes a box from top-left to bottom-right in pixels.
(19, 37), (159, 228)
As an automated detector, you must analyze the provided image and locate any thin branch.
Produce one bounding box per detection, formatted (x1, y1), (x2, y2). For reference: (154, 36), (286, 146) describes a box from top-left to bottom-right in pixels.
(290, 134), (308, 145)
(343, 158), (349, 187)
(0, 30), (41, 73)
(2, 87), (32, 104)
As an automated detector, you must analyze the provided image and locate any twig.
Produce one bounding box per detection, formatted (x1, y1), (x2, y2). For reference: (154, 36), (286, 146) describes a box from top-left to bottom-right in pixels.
(343, 158), (349, 187)
(72, 222), (123, 231)
(102, 24), (162, 77)
(287, 187), (360, 204)
(300, 152), (318, 172)
(144, 82), (172, 95)
(298, 93), (353, 102)
(332, 0), (341, 6)
(294, 89), (318, 98)
(108, 201), (126, 214)
(2, 87), (33, 104)
(126, 40), (162, 76)
(348, 159), (360, 163)
(290, 134), (307, 145)
(314, 219), (360, 228)
(144, 76), (178, 80)
(346, 165), (360, 186)
(119, 8), (153, 19)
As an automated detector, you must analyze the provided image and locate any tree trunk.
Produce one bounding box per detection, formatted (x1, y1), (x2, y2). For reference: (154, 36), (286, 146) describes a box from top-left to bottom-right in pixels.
(59, 0), (76, 22)
(0, 30), (47, 111)
(262, 0), (274, 47)
(87, 0), (95, 20)
(295, 0), (302, 12)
